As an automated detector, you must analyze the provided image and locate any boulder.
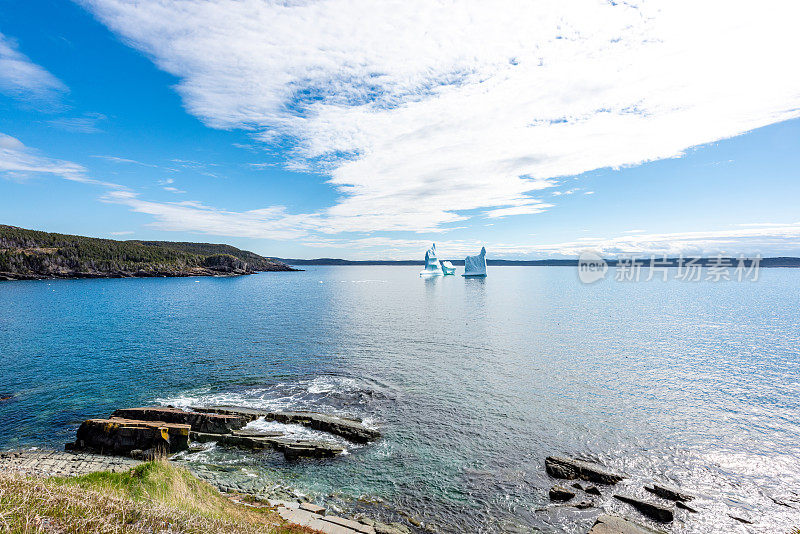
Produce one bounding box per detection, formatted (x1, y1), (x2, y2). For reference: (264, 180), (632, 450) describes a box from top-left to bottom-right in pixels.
(549, 485), (575, 502)
(589, 514), (665, 534)
(112, 407), (246, 434)
(71, 418), (190, 455)
(613, 494), (674, 523)
(644, 484), (693, 502)
(193, 406), (379, 443)
(545, 456), (625, 485)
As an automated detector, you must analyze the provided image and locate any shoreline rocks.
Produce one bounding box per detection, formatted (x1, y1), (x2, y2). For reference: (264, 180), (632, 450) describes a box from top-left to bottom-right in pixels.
(193, 406), (381, 443)
(613, 494), (674, 523)
(545, 456), (625, 485)
(66, 418), (190, 456)
(548, 485), (576, 502)
(112, 407), (247, 434)
(588, 514), (665, 534)
(644, 483), (694, 503)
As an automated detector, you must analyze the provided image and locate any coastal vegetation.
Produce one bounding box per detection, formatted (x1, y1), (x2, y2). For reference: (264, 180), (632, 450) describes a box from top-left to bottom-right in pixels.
(0, 460), (312, 533)
(0, 225), (294, 280)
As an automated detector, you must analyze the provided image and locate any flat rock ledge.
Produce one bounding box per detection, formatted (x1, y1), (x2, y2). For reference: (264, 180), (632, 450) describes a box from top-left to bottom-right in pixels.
(588, 514), (665, 534)
(67, 417), (190, 456)
(113, 406), (246, 434)
(545, 456), (625, 485)
(273, 501), (411, 534)
(193, 406), (381, 443)
(66, 405), (376, 460)
(0, 449), (140, 477)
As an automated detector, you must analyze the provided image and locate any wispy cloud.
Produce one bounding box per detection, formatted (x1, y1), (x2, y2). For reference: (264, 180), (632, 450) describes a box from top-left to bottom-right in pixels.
(301, 223), (800, 259)
(0, 132), (121, 188)
(0, 32), (66, 104)
(48, 113), (107, 133)
(78, 0), (800, 235)
(100, 189), (313, 240)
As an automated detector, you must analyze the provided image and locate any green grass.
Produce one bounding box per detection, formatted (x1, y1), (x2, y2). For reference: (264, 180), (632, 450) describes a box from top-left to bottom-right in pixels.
(0, 461), (317, 534)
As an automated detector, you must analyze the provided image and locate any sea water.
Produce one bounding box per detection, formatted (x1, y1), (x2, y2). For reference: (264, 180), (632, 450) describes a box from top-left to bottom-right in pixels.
(1, 266), (798, 533)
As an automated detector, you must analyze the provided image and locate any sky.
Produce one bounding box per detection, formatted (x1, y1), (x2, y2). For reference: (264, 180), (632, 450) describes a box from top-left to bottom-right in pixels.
(1, 0), (799, 260)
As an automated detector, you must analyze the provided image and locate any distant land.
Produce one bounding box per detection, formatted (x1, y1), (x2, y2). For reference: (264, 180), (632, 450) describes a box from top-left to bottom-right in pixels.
(280, 257), (800, 267)
(0, 225), (296, 280)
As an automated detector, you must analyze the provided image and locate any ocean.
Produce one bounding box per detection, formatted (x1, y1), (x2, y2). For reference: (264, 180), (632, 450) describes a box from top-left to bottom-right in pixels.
(1, 266), (798, 533)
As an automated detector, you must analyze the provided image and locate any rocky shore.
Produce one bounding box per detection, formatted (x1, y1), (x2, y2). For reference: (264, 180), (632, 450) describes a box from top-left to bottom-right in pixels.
(39, 403), (417, 534)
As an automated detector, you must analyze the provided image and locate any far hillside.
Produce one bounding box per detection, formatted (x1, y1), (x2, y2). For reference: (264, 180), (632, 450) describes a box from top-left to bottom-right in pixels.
(134, 241), (288, 271)
(0, 225), (295, 280)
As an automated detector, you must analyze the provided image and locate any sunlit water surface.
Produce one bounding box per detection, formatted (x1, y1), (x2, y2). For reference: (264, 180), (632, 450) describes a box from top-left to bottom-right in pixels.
(1, 266), (799, 533)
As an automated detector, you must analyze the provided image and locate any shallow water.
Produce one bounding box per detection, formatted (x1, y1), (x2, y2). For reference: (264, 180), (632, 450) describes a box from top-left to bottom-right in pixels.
(1, 266), (799, 532)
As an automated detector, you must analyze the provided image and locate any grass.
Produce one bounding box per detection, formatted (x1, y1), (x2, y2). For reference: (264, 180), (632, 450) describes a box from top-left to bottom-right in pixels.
(0, 460), (318, 533)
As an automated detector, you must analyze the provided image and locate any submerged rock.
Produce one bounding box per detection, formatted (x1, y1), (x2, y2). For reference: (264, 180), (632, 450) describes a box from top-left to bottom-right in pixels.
(585, 485), (602, 496)
(676, 501), (698, 513)
(613, 494), (674, 523)
(588, 514), (665, 534)
(194, 406), (380, 443)
(69, 418), (190, 455)
(189, 431), (344, 459)
(545, 456), (625, 485)
(112, 407), (246, 434)
(549, 485), (576, 502)
(644, 483), (694, 502)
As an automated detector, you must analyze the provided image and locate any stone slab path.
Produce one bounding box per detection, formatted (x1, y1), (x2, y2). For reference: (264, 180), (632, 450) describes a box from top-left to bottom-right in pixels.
(0, 449), (140, 477)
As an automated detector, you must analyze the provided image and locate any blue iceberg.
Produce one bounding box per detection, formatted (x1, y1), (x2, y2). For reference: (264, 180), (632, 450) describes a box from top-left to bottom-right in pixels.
(419, 243), (443, 276)
(462, 247), (487, 277)
(440, 261), (456, 275)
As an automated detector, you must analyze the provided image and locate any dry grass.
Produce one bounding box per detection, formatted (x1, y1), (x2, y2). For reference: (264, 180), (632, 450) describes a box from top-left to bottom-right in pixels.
(0, 461), (317, 534)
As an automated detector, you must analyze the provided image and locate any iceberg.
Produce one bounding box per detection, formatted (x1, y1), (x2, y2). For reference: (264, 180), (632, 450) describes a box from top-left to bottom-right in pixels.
(462, 247), (487, 277)
(440, 261), (456, 275)
(419, 243), (443, 276)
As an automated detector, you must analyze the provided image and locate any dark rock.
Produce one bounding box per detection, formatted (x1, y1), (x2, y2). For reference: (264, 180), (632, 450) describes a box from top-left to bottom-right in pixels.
(729, 514), (753, 524)
(589, 514), (665, 534)
(676, 501), (698, 513)
(614, 494), (674, 523)
(73, 418), (190, 455)
(0, 394), (12, 402)
(545, 456), (625, 485)
(586, 485), (602, 496)
(112, 407), (246, 434)
(194, 406), (380, 443)
(644, 483), (694, 502)
(549, 485), (575, 501)
(573, 499), (595, 509)
(572, 482), (584, 490)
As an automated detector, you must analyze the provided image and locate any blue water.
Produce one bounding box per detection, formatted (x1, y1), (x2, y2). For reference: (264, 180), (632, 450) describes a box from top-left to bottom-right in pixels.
(1, 266), (799, 533)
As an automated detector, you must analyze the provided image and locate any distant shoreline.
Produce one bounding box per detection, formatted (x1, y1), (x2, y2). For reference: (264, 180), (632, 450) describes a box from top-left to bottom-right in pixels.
(281, 257), (800, 267)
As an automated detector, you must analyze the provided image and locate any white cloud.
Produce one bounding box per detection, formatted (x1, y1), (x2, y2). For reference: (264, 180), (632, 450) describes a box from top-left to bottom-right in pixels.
(0, 32), (66, 103)
(100, 189), (313, 240)
(78, 0), (800, 235)
(0, 132), (121, 188)
(303, 223), (800, 259)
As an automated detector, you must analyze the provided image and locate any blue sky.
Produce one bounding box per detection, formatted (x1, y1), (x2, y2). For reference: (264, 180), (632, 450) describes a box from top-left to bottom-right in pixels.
(1, 0), (799, 259)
